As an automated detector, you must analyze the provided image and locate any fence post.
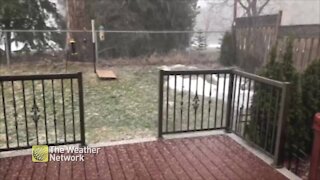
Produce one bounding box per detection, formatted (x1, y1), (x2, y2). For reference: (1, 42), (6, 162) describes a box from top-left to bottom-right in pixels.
(225, 70), (235, 133)
(158, 70), (164, 138)
(309, 113), (320, 180)
(5, 33), (10, 66)
(77, 72), (86, 146)
(274, 82), (291, 167)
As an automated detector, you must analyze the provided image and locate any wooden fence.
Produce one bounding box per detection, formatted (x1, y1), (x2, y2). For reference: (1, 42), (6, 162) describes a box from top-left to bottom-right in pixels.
(234, 11), (320, 72)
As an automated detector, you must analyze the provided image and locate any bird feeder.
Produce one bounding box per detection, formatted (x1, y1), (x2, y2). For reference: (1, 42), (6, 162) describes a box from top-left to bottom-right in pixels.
(99, 25), (105, 41)
(70, 38), (77, 55)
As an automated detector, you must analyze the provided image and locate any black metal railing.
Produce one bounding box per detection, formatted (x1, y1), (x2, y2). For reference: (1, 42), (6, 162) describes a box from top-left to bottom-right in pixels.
(158, 69), (231, 135)
(229, 70), (290, 166)
(158, 68), (290, 166)
(0, 72), (85, 151)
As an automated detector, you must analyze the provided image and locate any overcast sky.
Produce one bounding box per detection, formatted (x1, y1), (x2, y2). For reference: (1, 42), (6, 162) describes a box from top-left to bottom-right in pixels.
(196, 0), (320, 31)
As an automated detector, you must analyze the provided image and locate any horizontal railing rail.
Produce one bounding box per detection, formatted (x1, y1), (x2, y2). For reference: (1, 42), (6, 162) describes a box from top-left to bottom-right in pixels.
(0, 73), (82, 81)
(0, 72), (85, 151)
(158, 68), (290, 166)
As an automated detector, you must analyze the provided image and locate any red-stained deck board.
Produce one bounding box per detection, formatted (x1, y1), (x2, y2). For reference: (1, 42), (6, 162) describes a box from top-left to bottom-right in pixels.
(134, 143), (164, 180)
(161, 140), (202, 180)
(72, 155), (86, 180)
(59, 153), (72, 180)
(126, 144), (151, 179)
(144, 142), (178, 180)
(4, 155), (24, 180)
(0, 135), (288, 180)
(153, 141), (190, 180)
(205, 137), (255, 179)
(31, 161), (48, 180)
(45, 159), (60, 180)
(114, 145), (137, 180)
(180, 139), (228, 180)
(200, 137), (250, 179)
(166, 140), (216, 180)
(84, 153), (99, 180)
(18, 156), (34, 180)
(192, 138), (241, 180)
(0, 157), (12, 179)
(105, 147), (126, 180)
(95, 148), (112, 180)
(218, 135), (285, 180)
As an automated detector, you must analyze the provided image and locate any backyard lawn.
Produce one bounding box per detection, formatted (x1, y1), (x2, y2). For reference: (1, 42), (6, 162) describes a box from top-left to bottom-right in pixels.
(0, 62), (159, 144)
(0, 60), (224, 146)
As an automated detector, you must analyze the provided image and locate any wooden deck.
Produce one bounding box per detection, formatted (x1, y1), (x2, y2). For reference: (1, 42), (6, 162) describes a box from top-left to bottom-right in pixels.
(0, 135), (287, 180)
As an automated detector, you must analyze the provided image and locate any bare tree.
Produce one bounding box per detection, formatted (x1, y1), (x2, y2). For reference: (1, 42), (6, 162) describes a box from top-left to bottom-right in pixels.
(205, 0), (233, 31)
(66, 0), (92, 61)
(237, 0), (271, 17)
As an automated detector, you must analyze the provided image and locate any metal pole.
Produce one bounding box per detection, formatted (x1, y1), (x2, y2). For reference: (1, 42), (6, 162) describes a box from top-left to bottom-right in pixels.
(91, 19), (97, 73)
(274, 82), (291, 167)
(158, 70), (164, 138)
(225, 70), (235, 133)
(78, 72), (86, 146)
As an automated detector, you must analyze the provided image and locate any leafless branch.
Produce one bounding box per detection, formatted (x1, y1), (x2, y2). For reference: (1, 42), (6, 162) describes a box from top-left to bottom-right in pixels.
(238, 0), (249, 11)
(258, 0), (271, 15)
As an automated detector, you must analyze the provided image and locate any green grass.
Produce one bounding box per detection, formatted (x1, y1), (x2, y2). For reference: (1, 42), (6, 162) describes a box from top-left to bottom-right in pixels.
(0, 62), (159, 145)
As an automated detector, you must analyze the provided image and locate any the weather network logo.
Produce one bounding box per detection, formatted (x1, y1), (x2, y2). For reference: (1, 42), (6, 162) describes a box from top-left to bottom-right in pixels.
(32, 145), (49, 162)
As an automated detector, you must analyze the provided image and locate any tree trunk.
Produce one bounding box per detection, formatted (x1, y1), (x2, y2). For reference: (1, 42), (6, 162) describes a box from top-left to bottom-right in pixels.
(67, 0), (92, 61)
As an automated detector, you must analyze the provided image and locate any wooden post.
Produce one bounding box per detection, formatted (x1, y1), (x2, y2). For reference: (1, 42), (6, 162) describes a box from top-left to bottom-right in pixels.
(309, 113), (320, 180)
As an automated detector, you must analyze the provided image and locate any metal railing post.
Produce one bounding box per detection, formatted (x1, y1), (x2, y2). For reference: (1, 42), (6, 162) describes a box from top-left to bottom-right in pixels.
(274, 82), (291, 167)
(158, 70), (164, 138)
(309, 113), (320, 180)
(78, 72), (86, 146)
(225, 70), (235, 133)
